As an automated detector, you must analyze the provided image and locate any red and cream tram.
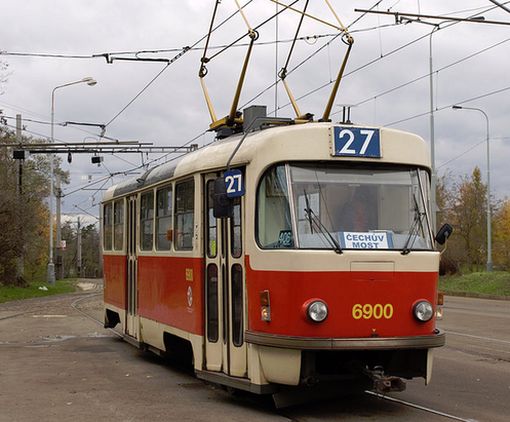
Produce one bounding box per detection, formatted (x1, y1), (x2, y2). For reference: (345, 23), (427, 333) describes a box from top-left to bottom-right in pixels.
(102, 108), (451, 400)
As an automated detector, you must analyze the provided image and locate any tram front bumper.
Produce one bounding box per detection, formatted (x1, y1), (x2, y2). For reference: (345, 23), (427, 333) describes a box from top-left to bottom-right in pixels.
(245, 329), (445, 350)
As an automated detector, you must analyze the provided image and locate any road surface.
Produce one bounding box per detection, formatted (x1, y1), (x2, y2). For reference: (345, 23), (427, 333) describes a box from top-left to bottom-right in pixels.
(0, 286), (508, 421)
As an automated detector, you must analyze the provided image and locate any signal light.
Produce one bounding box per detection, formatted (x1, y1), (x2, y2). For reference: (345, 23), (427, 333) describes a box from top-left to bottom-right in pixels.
(260, 290), (271, 322)
(13, 150), (28, 160)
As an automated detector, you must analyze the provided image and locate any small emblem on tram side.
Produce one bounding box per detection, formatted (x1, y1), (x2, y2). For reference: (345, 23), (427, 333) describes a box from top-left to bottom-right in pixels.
(187, 286), (193, 307)
(185, 268), (193, 282)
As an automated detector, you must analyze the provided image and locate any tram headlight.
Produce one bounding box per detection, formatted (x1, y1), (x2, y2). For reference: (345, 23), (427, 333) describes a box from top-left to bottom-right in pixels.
(413, 300), (434, 322)
(306, 300), (328, 323)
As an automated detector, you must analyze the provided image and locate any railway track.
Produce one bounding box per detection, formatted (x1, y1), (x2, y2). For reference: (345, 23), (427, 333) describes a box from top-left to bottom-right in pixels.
(364, 391), (477, 422)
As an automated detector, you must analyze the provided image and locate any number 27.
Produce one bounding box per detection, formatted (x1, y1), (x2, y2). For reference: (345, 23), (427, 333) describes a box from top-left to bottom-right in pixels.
(225, 174), (242, 194)
(338, 129), (375, 155)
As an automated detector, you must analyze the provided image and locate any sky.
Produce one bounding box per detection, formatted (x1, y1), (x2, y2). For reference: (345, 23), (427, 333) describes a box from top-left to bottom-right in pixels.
(1, 0), (510, 221)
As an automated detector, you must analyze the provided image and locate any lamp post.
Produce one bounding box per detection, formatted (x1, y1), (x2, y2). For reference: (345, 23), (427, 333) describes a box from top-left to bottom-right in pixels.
(48, 77), (97, 285)
(428, 24), (440, 232)
(411, 16), (484, 230)
(452, 105), (492, 272)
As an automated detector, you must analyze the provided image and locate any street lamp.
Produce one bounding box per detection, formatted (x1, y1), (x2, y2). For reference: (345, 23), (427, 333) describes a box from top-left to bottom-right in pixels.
(452, 105), (492, 272)
(48, 77), (97, 285)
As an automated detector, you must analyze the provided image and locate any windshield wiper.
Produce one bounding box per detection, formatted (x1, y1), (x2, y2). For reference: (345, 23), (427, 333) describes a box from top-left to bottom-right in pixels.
(303, 192), (342, 254)
(303, 189), (314, 233)
(402, 193), (426, 255)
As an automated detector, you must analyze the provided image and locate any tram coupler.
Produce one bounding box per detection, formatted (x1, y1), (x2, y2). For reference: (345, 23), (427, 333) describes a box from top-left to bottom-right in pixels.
(363, 366), (406, 393)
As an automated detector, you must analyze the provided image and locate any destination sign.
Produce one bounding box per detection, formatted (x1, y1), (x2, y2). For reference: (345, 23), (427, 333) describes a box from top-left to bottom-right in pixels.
(340, 231), (393, 249)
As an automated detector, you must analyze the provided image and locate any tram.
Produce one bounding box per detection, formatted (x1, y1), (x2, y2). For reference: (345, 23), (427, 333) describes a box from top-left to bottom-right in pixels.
(102, 106), (452, 401)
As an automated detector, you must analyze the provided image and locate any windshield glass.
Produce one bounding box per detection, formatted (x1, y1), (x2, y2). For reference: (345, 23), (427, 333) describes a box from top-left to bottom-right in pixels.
(257, 163), (433, 251)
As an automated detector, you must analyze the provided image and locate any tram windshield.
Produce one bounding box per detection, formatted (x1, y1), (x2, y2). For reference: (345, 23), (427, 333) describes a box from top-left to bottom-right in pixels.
(257, 163), (433, 251)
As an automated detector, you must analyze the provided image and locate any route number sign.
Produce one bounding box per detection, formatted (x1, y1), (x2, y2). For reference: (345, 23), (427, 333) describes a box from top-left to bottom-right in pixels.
(332, 127), (381, 158)
(224, 169), (245, 198)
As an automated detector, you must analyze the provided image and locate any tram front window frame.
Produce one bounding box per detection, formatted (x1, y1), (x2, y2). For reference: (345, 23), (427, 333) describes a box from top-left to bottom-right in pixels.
(256, 163), (434, 252)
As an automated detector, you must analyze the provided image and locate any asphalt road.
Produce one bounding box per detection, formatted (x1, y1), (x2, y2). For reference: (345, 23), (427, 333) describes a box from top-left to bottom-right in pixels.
(0, 285), (508, 421)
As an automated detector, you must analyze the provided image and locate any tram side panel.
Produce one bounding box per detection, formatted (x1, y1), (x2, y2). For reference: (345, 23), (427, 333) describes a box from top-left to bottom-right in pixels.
(137, 255), (204, 336)
(103, 253), (127, 328)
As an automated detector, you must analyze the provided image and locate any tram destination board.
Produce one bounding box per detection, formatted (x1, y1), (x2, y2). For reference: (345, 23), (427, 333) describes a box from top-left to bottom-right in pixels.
(330, 126), (381, 158)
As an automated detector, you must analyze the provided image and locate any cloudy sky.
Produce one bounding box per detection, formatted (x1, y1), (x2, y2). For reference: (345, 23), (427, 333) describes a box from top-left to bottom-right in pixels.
(1, 0), (510, 220)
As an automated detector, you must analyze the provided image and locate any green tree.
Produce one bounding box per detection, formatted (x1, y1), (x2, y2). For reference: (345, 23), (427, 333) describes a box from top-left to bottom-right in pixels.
(493, 199), (510, 269)
(61, 220), (101, 278)
(450, 167), (487, 271)
(0, 120), (68, 285)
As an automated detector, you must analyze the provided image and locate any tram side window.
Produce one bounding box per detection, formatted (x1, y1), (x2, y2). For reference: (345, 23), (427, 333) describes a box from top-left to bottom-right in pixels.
(156, 186), (172, 250)
(103, 203), (113, 251)
(113, 200), (124, 251)
(257, 165), (293, 248)
(231, 264), (244, 347)
(140, 191), (154, 251)
(206, 180), (217, 258)
(175, 179), (194, 251)
(231, 197), (242, 258)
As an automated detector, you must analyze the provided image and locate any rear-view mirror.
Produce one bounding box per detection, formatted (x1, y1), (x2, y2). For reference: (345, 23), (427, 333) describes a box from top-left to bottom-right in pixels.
(213, 177), (233, 219)
(435, 223), (453, 245)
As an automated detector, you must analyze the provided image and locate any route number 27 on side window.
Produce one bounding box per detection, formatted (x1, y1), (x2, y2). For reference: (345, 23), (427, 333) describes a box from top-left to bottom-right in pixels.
(332, 127), (381, 158)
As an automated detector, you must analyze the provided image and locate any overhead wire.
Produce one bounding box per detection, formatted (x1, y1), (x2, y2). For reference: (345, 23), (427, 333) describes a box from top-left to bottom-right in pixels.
(0, 102), (119, 141)
(239, 0), (387, 111)
(437, 138), (486, 170)
(103, 0), (256, 130)
(384, 83), (510, 127)
(67, 0), (388, 197)
(252, 1), (507, 116)
(1, 33), (342, 61)
(350, 36), (510, 109)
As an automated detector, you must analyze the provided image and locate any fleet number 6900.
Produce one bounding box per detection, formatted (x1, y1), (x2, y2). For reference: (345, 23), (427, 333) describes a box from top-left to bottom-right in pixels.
(352, 303), (394, 320)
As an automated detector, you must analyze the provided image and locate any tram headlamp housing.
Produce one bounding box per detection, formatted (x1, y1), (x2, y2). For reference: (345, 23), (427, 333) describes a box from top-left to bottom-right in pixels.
(413, 300), (434, 322)
(305, 299), (328, 323)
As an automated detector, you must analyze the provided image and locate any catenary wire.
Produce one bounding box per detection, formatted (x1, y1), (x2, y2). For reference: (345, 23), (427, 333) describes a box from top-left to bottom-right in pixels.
(259, 1), (507, 115)
(103, 0), (256, 129)
(384, 83), (510, 127)
(350, 36), (510, 109)
(437, 138), (487, 169)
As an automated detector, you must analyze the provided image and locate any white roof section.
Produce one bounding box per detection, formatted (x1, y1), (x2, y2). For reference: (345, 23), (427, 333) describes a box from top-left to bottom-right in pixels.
(102, 122), (429, 201)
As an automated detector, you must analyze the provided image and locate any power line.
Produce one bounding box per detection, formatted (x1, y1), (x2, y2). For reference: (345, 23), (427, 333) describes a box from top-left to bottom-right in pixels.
(1, 102), (119, 141)
(1, 33), (341, 60)
(384, 83), (510, 127)
(239, 0), (386, 110)
(437, 138), (486, 169)
(487, 0), (510, 15)
(104, 63), (170, 127)
(103, 0), (256, 130)
(258, 1), (506, 115)
(348, 36), (510, 109)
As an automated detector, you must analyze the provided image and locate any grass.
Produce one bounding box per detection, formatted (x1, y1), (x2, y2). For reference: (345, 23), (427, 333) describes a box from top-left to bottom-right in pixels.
(0, 279), (77, 304)
(440, 271), (510, 298)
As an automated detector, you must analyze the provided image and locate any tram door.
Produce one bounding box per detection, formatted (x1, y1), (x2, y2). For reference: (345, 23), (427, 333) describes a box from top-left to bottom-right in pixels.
(126, 195), (139, 339)
(203, 174), (247, 377)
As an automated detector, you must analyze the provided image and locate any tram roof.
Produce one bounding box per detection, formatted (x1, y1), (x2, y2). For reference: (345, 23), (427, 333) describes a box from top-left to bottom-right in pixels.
(103, 122), (429, 201)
